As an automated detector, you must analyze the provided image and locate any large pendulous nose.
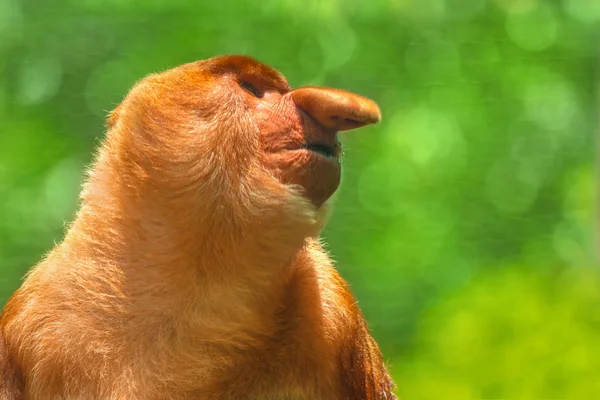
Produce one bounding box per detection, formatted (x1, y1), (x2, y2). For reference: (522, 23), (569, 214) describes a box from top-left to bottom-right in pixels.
(290, 86), (382, 131)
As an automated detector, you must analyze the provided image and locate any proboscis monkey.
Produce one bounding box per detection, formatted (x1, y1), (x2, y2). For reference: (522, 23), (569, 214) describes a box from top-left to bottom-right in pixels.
(0, 55), (396, 400)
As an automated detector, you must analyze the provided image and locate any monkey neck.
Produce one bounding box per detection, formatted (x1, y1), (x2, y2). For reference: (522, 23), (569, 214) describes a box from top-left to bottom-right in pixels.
(73, 180), (321, 267)
(63, 152), (328, 320)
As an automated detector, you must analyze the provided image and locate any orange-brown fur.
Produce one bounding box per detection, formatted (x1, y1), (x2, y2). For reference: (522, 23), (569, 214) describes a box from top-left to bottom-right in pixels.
(0, 55), (396, 400)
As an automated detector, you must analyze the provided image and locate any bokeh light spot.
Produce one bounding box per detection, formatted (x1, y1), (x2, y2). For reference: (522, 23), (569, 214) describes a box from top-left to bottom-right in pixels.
(506, 3), (559, 51)
(17, 55), (62, 105)
(563, 0), (600, 23)
(485, 156), (541, 215)
(390, 107), (466, 174)
(318, 18), (357, 72)
(523, 73), (577, 131)
(42, 157), (84, 226)
(357, 157), (418, 217)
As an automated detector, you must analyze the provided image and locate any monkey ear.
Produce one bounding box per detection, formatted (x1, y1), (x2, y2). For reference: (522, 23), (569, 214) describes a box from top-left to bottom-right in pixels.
(106, 104), (123, 128)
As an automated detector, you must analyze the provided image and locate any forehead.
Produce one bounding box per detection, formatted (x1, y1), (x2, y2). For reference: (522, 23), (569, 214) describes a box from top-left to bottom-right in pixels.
(201, 55), (291, 90)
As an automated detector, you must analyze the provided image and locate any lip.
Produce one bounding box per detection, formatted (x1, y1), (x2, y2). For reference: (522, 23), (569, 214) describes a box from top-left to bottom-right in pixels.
(302, 142), (339, 160)
(295, 108), (341, 159)
(285, 147), (342, 168)
(294, 150), (342, 175)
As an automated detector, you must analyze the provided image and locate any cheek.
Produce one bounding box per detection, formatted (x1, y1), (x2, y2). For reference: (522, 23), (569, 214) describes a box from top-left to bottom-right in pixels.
(266, 150), (308, 175)
(254, 94), (341, 206)
(259, 120), (303, 154)
(256, 96), (305, 154)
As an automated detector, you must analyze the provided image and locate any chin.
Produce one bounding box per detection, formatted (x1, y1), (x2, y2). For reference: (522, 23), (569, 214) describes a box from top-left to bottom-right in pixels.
(267, 146), (342, 207)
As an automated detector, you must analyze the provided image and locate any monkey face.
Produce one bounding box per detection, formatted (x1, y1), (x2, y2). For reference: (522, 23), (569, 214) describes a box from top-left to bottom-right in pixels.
(208, 56), (381, 207)
(114, 55), (380, 209)
(254, 86), (345, 209)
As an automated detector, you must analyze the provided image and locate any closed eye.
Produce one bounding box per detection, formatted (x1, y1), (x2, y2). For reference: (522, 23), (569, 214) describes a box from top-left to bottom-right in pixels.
(239, 81), (262, 98)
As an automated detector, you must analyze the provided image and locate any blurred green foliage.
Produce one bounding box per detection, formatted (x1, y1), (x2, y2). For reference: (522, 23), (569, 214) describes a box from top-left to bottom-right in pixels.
(0, 0), (598, 397)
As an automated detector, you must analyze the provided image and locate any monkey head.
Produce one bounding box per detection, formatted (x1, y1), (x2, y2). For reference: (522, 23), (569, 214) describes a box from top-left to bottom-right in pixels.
(104, 55), (381, 214)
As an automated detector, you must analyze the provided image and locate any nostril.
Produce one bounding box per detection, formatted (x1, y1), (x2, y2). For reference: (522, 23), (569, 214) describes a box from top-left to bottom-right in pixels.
(344, 118), (360, 125)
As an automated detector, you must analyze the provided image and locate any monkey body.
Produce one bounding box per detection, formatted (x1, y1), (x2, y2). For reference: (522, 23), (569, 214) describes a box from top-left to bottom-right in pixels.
(3, 241), (389, 399)
(0, 55), (396, 400)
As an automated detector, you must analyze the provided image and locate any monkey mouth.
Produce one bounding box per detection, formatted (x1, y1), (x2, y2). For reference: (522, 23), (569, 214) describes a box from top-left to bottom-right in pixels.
(302, 142), (339, 160)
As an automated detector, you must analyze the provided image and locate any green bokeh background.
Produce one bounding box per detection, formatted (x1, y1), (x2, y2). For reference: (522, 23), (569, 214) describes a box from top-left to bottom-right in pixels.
(1, 0), (599, 398)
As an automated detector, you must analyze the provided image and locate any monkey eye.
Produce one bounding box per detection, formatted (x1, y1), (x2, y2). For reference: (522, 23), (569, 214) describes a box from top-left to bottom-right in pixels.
(239, 81), (262, 98)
